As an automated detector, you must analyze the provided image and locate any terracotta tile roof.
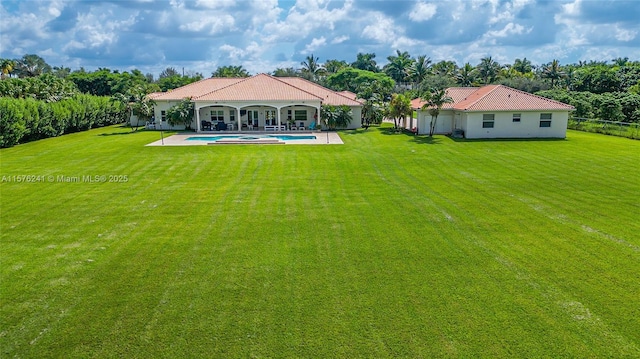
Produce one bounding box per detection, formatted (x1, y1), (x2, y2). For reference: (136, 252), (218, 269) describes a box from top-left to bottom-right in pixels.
(152, 78), (241, 101)
(338, 90), (358, 101)
(146, 92), (165, 100)
(454, 85), (574, 111)
(196, 74), (322, 101)
(412, 85), (574, 112)
(278, 77), (363, 106)
(150, 74), (362, 106)
(411, 87), (477, 109)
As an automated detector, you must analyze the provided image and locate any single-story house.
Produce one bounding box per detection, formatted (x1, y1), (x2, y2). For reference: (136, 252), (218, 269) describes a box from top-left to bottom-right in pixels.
(140, 73), (363, 132)
(410, 85), (575, 138)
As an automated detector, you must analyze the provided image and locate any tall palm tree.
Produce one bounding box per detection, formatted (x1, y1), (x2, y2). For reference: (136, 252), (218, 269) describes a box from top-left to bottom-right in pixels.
(542, 59), (565, 88)
(384, 50), (414, 83)
(324, 59), (348, 74)
(300, 54), (325, 82)
(407, 55), (431, 88)
(477, 56), (501, 84)
(421, 88), (453, 137)
(455, 63), (476, 87)
(512, 58), (532, 74)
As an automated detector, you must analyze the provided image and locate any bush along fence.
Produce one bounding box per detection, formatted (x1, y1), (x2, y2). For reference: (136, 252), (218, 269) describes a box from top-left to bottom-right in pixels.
(0, 94), (127, 148)
(568, 118), (640, 140)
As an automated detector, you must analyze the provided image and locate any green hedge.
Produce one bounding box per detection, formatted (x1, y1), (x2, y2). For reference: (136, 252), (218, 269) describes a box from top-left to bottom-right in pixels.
(0, 94), (127, 148)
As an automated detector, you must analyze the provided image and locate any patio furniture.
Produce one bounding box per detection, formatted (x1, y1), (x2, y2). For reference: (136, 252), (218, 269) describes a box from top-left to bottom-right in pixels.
(215, 122), (227, 131)
(298, 122), (306, 131)
(227, 123), (235, 131)
(201, 120), (212, 131)
(308, 121), (316, 130)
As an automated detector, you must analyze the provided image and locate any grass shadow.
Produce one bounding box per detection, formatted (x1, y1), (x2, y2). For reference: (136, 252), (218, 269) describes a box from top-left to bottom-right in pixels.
(376, 126), (442, 144)
(448, 136), (567, 143)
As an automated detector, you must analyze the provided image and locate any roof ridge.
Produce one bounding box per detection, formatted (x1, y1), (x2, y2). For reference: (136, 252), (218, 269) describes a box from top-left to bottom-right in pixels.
(268, 75), (324, 101)
(459, 85), (500, 109)
(192, 76), (248, 100)
(283, 77), (364, 104)
(498, 84), (577, 107)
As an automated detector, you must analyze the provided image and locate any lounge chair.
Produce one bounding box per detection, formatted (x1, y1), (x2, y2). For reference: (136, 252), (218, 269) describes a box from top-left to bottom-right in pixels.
(308, 121), (316, 130)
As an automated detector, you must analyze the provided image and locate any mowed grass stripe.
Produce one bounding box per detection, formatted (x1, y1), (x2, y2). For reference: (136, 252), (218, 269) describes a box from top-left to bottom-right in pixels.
(1, 125), (639, 357)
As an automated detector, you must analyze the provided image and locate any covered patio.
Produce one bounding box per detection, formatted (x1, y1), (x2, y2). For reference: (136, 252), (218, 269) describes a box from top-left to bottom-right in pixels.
(195, 103), (320, 133)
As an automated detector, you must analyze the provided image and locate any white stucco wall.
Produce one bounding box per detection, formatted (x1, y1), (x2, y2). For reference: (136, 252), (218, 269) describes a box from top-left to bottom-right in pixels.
(416, 109), (454, 135)
(461, 111), (569, 139)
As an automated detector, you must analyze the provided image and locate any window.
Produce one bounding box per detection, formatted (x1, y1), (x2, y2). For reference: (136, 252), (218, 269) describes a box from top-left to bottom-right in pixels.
(482, 114), (495, 128)
(265, 110), (276, 125)
(513, 113), (521, 122)
(161, 110), (166, 122)
(540, 113), (552, 127)
(211, 110), (224, 122)
(294, 110), (307, 121)
(229, 109), (236, 123)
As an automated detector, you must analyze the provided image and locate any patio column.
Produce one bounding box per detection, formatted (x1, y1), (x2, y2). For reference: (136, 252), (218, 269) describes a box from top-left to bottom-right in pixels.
(276, 106), (282, 131)
(195, 105), (201, 132)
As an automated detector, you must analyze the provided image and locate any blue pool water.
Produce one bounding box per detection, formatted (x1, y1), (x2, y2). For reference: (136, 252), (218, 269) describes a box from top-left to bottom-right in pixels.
(186, 135), (317, 141)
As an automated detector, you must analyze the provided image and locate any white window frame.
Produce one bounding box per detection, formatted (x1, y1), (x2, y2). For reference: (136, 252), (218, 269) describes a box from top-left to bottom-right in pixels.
(482, 114), (495, 128)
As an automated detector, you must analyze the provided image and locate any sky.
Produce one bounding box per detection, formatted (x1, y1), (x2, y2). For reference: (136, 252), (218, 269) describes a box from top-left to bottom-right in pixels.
(1, 0), (639, 77)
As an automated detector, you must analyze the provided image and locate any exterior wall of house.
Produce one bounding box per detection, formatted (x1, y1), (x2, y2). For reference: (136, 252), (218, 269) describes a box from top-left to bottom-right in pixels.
(416, 109), (454, 135)
(461, 111), (569, 139)
(348, 106), (362, 130)
(151, 100), (362, 131)
(153, 101), (181, 130)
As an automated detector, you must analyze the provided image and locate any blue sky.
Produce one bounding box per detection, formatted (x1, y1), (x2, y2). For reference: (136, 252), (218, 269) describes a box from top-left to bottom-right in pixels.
(1, 0), (639, 77)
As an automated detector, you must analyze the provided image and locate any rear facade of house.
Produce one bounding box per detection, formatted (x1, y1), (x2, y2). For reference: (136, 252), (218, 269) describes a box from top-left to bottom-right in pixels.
(411, 85), (574, 139)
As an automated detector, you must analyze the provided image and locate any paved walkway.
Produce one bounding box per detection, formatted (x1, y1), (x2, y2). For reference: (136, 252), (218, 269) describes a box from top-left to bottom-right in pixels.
(145, 131), (344, 146)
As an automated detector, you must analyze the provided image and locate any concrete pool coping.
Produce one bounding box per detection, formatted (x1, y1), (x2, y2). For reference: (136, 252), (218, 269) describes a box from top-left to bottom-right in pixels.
(145, 131), (344, 146)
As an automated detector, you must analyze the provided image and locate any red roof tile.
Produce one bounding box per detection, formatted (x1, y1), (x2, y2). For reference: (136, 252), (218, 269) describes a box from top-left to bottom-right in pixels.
(196, 74), (321, 101)
(152, 78), (241, 101)
(411, 87), (477, 109)
(279, 77), (363, 106)
(412, 85), (574, 112)
(148, 74), (361, 106)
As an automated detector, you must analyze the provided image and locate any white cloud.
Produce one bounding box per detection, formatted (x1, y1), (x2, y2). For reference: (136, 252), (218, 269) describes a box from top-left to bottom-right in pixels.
(409, 2), (437, 22)
(179, 15), (235, 35)
(486, 23), (531, 38)
(615, 27), (637, 42)
(331, 35), (349, 44)
(304, 37), (326, 54)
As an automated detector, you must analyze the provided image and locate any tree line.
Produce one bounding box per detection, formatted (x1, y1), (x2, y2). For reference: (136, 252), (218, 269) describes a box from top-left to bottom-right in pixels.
(1, 52), (639, 147)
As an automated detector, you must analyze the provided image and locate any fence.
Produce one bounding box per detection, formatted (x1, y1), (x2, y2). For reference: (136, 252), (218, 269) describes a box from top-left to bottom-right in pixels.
(568, 118), (640, 140)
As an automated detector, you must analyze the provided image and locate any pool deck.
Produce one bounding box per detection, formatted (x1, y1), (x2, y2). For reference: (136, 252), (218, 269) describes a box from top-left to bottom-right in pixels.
(145, 131), (344, 146)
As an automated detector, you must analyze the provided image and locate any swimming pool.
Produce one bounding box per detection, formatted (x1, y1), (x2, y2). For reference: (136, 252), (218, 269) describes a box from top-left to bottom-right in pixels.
(186, 135), (317, 141)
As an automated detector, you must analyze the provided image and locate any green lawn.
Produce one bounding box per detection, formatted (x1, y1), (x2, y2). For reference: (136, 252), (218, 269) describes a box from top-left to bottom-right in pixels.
(1, 125), (639, 358)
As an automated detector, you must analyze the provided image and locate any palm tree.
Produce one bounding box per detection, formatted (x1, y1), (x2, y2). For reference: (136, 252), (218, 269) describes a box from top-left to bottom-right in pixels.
(512, 58), (532, 74)
(1, 59), (15, 79)
(324, 59), (349, 74)
(407, 55), (431, 88)
(300, 54), (325, 82)
(431, 60), (458, 78)
(477, 56), (501, 84)
(421, 88), (453, 137)
(541, 59), (565, 88)
(612, 57), (629, 66)
(384, 50), (414, 83)
(388, 93), (412, 130)
(455, 63), (476, 86)
(272, 67), (299, 77)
